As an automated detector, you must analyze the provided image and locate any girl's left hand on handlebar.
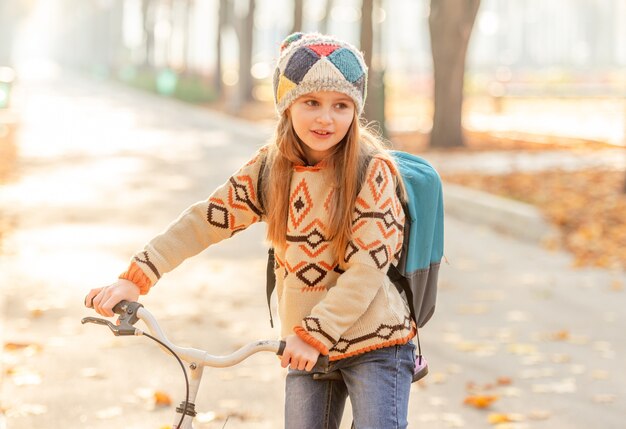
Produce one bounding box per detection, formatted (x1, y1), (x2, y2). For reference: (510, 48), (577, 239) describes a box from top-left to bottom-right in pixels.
(280, 334), (321, 372)
(85, 279), (140, 317)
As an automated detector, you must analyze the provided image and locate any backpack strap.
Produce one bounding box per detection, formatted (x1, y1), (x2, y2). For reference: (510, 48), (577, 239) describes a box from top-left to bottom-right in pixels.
(257, 152), (267, 215)
(266, 248), (275, 328)
(257, 151), (276, 328)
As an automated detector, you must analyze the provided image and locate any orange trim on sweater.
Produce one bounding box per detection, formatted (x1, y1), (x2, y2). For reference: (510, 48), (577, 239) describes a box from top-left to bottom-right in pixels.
(293, 326), (330, 355)
(328, 326), (416, 362)
(119, 262), (152, 295)
(293, 159), (328, 172)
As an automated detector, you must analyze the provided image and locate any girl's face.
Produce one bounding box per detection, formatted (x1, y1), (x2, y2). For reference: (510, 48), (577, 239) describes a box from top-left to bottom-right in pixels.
(288, 91), (355, 165)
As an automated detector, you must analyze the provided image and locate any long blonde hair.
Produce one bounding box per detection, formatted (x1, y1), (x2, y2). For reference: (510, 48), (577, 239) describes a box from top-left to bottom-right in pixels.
(261, 111), (405, 266)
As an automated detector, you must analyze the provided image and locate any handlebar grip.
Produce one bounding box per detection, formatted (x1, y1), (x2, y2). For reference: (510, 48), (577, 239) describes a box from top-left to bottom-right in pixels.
(112, 300), (132, 315)
(275, 340), (330, 373)
(277, 340), (286, 356)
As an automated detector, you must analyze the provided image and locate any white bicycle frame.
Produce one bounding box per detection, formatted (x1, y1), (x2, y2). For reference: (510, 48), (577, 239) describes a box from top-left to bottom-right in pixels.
(84, 301), (422, 428)
(79, 303), (283, 429)
(133, 307), (281, 429)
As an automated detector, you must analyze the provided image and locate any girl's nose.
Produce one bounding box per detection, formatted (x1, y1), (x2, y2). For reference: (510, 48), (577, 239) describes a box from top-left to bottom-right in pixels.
(316, 109), (332, 124)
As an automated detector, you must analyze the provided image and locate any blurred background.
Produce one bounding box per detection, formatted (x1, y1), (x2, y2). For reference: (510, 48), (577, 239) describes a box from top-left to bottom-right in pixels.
(1, 0), (625, 141)
(1, 1), (626, 428)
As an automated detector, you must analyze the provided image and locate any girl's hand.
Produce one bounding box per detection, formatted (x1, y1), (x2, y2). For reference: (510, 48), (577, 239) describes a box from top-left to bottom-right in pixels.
(85, 279), (140, 317)
(280, 334), (321, 372)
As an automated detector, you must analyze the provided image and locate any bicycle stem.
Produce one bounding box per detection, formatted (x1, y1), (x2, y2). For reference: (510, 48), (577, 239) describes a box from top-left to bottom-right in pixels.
(171, 364), (203, 429)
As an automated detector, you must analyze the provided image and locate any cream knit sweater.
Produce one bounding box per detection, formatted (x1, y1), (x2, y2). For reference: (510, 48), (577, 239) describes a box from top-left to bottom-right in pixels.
(120, 148), (415, 360)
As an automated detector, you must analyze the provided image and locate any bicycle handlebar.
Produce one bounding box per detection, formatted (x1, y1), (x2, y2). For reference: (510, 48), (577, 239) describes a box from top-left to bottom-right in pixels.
(82, 300), (328, 371)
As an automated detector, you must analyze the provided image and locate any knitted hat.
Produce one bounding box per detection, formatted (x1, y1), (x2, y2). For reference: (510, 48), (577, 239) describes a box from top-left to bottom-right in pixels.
(273, 32), (368, 116)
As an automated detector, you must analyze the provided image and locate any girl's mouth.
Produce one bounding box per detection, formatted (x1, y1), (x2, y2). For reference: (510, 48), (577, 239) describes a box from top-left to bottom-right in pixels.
(312, 130), (333, 138)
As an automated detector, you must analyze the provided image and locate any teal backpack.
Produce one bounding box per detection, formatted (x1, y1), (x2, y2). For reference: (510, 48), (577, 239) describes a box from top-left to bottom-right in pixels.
(263, 150), (445, 331)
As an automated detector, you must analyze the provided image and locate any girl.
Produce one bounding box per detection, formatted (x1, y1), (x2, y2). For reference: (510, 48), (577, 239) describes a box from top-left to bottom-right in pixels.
(85, 32), (416, 428)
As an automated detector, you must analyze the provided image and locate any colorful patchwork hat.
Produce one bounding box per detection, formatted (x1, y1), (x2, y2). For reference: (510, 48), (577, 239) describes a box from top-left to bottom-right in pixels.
(273, 32), (368, 116)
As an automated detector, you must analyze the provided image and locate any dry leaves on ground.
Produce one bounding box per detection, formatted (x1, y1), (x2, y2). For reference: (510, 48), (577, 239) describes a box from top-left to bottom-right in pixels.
(443, 168), (626, 270)
(463, 395), (499, 409)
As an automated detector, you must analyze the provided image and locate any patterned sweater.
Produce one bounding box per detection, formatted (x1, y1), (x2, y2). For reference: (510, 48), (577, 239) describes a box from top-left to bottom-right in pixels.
(120, 148), (415, 361)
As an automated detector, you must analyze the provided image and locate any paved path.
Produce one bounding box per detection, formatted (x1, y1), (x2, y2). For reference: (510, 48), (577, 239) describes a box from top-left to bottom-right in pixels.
(1, 74), (624, 429)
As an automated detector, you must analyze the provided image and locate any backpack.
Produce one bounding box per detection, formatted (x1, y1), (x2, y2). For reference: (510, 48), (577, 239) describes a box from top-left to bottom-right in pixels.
(261, 150), (444, 330)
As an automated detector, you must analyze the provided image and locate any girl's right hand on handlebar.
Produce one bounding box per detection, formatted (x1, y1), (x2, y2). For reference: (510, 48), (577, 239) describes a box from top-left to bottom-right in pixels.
(85, 279), (140, 317)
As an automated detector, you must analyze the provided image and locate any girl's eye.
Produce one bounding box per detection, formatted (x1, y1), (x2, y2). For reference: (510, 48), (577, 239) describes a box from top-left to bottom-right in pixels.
(335, 103), (348, 109)
(305, 100), (319, 106)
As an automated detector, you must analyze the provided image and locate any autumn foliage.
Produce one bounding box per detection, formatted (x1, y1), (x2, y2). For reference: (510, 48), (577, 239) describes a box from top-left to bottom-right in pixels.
(444, 168), (626, 269)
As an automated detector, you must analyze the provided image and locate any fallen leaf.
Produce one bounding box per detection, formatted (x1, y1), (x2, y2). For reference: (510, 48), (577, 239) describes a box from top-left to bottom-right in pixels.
(5, 403), (48, 417)
(431, 372), (448, 384)
(549, 330), (570, 341)
(3, 342), (43, 354)
(6, 367), (42, 386)
(456, 341), (497, 356)
(488, 413), (514, 424)
(463, 395), (499, 409)
(591, 370), (609, 380)
(29, 308), (45, 318)
(550, 353), (571, 364)
(610, 279), (623, 291)
(528, 409), (552, 420)
(592, 394), (616, 404)
(497, 377), (513, 386)
(521, 354), (545, 365)
(154, 391), (172, 407)
(507, 343), (537, 355)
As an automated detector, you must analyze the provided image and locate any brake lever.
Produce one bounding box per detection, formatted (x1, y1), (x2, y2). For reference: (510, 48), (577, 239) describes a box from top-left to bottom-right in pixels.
(81, 316), (136, 336)
(81, 301), (144, 336)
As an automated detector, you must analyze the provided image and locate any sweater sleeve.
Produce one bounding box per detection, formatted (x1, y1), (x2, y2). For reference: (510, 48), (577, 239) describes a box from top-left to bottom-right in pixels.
(119, 148), (267, 292)
(294, 157), (405, 354)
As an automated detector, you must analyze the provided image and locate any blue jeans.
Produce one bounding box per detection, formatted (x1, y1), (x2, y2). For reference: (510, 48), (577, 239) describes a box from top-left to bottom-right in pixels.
(285, 342), (416, 429)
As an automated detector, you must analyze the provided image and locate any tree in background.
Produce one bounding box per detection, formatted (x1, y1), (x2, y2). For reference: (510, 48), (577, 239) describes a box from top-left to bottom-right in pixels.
(319, 0), (333, 34)
(0, 1), (31, 67)
(214, 0), (228, 97)
(361, 0), (386, 136)
(231, 0), (256, 111)
(179, 0), (193, 74)
(292, 0), (304, 34)
(428, 0), (480, 148)
(141, 0), (156, 69)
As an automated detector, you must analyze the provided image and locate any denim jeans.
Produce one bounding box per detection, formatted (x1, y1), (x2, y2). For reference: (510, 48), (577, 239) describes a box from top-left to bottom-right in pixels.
(284, 342), (416, 429)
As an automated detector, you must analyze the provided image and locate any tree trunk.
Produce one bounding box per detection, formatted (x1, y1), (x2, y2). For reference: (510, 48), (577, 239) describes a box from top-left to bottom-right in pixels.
(231, 0), (256, 111)
(107, 0), (125, 74)
(0, 3), (18, 66)
(141, 0), (155, 68)
(360, 0), (373, 67)
(623, 100), (626, 193)
(215, 0), (228, 96)
(428, 0), (480, 148)
(180, 0), (192, 74)
(292, 0), (304, 34)
(241, 0), (255, 101)
(361, 0), (386, 135)
(320, 0), (333, 34)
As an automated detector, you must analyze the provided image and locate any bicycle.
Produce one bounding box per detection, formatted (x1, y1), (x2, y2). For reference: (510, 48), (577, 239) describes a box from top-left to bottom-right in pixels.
(82, 300), (428, 428)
